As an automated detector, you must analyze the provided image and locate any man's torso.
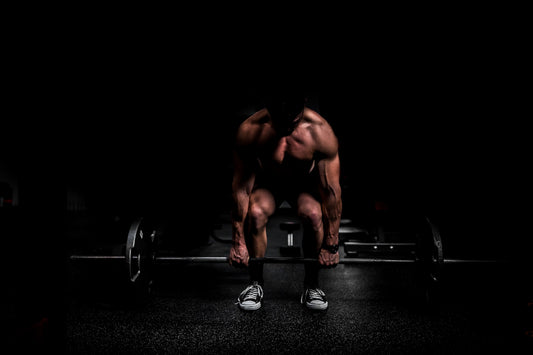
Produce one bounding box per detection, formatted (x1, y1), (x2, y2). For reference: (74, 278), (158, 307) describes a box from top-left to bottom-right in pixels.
(246, 108), (323, 201)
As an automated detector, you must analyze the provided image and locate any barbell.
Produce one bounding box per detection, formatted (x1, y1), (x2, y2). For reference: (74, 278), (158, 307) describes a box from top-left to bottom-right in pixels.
(68, 216), (504, 305)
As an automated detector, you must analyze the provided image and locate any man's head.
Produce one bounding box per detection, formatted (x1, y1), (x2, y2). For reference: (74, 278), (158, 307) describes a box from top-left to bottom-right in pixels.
(264, 88), (307, 135)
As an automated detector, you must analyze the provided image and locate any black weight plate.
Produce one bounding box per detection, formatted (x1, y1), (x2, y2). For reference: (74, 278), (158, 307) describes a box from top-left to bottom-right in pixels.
(125, 217), (157, 304)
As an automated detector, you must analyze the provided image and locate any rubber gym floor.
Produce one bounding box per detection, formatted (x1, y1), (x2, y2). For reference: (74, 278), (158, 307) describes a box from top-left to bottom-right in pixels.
(58, 211), (530, 355)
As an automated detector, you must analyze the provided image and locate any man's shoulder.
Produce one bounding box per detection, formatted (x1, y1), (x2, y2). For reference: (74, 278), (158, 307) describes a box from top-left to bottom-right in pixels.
(303, 108), (333, 129)
(302, 108), (339, 158)
(235, 108), (270, 147)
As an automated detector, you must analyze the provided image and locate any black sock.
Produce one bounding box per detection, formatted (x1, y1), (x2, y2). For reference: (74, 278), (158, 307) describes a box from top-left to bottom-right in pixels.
(249, 262), (264, 286)
(304, 262), (319, 288)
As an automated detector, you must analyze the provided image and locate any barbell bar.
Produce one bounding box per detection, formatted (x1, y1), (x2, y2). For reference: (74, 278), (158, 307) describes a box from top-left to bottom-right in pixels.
(69, 255), (502, 264)
(69, 215), (504, 285)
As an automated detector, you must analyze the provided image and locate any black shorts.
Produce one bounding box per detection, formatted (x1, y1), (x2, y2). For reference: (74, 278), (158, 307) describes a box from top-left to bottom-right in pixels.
(252, 170), (322, 209)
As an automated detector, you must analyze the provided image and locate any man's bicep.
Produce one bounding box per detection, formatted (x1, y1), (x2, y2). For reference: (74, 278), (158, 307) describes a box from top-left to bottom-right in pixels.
(317, 154), (341, 195)
(232, 148), (255, 193)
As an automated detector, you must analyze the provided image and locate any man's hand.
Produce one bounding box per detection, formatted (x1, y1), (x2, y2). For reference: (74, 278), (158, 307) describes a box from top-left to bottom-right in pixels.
(229, 243), (250, 268)
(318, 248), (339, 268)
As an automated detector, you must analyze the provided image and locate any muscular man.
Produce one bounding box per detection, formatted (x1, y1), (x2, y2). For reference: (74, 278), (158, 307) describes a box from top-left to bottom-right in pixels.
(229, 89), (342, 311)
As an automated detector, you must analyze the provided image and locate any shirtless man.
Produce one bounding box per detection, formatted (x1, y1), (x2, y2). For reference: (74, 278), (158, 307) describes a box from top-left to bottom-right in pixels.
(229, 88), (342, 311)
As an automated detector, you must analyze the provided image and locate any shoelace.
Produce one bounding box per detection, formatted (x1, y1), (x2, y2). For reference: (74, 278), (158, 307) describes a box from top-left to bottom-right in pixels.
(237, 283), (263, 303)
(306, 288), (325, 301)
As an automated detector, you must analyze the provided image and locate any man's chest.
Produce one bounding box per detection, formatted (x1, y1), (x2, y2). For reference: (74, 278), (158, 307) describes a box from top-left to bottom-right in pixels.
(257, 135), (317, 177)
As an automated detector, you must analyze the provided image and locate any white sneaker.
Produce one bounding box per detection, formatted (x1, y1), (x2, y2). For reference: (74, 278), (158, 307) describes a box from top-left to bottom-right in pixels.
(237, 281), (263, 311)
(301, 287), (328, 310)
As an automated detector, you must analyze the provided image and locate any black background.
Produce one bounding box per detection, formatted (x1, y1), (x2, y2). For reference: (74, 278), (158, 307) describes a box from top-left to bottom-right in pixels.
(2, 10), (527, 351)
(4, 18), (520, 270)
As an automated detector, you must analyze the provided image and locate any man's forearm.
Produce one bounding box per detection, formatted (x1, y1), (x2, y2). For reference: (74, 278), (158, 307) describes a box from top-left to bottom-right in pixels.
(321, 189), (342, 246)
(317, 155), (342, 248)
(231, 189), (250, 246)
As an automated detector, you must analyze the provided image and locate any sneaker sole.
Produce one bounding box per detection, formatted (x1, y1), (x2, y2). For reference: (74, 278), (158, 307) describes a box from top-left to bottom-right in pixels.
(238, 302), (262, 311)
(304, 301), (328, 311)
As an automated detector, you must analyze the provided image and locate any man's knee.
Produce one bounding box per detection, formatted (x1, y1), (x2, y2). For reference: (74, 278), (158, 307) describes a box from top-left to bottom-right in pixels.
(249, 204), (269, 230)
(298, 205), (323, 232)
